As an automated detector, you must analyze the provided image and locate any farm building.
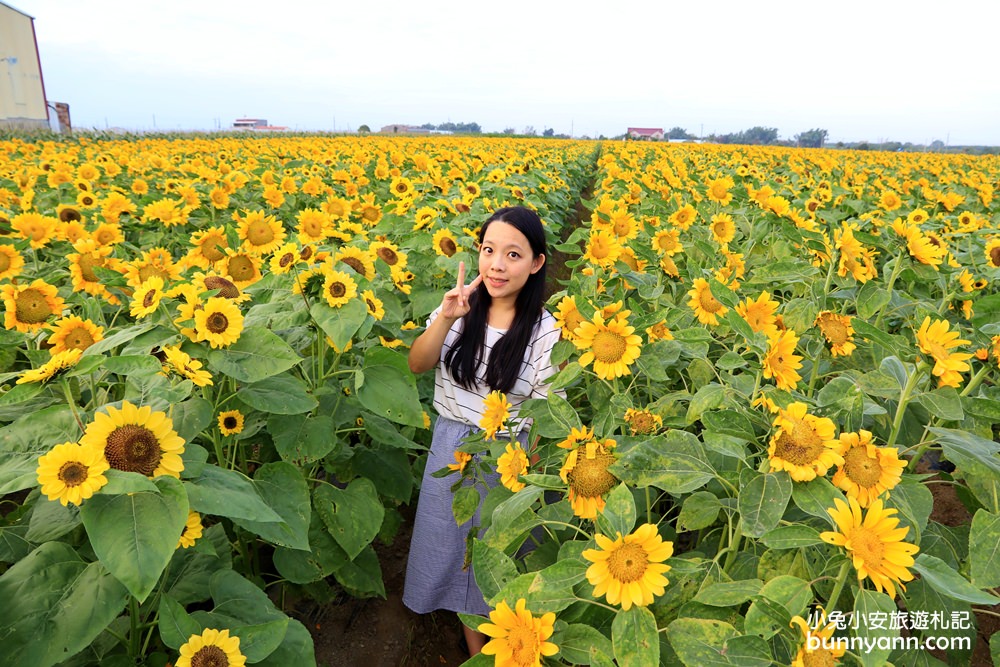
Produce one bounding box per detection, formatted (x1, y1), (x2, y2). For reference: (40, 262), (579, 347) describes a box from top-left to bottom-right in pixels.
(627, 127), (664, 140)
(0, 2), (49, 130)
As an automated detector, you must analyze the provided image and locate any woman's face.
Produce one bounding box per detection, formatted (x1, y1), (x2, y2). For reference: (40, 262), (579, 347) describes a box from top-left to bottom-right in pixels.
(478, 221), (545, 302)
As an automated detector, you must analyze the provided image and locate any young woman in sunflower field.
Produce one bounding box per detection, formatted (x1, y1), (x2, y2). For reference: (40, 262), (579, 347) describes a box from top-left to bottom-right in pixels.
(402, 206), (561, 656)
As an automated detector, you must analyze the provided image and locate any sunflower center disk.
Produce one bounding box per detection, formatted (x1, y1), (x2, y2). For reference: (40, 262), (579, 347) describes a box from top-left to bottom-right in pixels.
(246, 220), (275, 245)
(201, 237), (226, 261)
(698, 289), (723, 314)
(568, 451), (618, 497)
(68, 329), (95, 349)
(15, 290), (52, 323)
(58, 461), (89, 487)
(0, 254), (10, 272)
(204, 276), (239, 299)
(77, 254), (101, 282)
(207, 313), (229, 334)
(224, 417), (238, 430)
(607, 542), (649, 583)
(505, 625), (539, 666)
(329, 283), (347, 298)
(142, 290), (157, 308)
(343, 257), (365, 274)
(439, 238), (457, 256)
(843, 447), (882, 487)
(773, 424), (825, 466)
(191, 645), (229, 667)
(592, 331), (627, 364)
(137, 265), (167, 283)
(227, 256), (255, 281)
(849, 527), (886, 568)
(105, 425), (162, 476)
(377, 248), (398, 265)
(822, 320), (849, 344)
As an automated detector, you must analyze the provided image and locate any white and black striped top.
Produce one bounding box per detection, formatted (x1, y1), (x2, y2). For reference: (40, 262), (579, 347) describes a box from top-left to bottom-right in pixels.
(429, 306), (562, 433)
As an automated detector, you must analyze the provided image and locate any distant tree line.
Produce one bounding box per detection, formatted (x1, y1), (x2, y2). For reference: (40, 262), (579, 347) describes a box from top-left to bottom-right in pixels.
(419, 121), (482, 133)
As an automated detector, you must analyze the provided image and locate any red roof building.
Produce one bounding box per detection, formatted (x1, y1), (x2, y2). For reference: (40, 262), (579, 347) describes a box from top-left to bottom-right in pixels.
(627, 127), (664, 140)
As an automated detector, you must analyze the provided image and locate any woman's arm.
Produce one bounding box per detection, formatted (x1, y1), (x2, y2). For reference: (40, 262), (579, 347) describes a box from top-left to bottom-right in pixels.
(408, 261), (482, 374)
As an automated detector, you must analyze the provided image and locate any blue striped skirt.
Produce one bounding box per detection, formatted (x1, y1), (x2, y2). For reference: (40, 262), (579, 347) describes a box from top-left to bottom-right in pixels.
(402, 415), (528, 616)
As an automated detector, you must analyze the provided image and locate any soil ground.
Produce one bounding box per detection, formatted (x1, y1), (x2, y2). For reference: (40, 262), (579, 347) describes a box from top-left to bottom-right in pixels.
(303, 503), (470, 667)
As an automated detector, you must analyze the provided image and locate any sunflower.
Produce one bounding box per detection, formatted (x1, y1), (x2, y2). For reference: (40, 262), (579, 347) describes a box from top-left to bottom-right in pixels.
(497, 442), (528, 492)
(67, 238), (120, 302)
(2, 279), (65, 333)
(831, 430), (904, 507)
(359, 199), (383, 226)
(320, 268), (359, 308)
(767, 402), (842, 482)
(915, 316), (972, 388)
(555, 426), (596, 451)
(553, 296), (586, 342)
(59, 220), (89, 244)
(0, 244), (25, 281)
(574, 312), (642, 380)
(176, 510), (204, 549)
(121, 248), (181, 290)
(607, 209), (639, 241)
(370, 240), (407, 270)
(36, 441), (109, 507)
(130, 276), (165, 319)
(735, 291), (780, 337)
(191, 271), (251, 303)
(479, 599), (558, 667)
(668, 203), (697, 230)
(431, 228), (459, 257)
(361, 289), (385, 320)
(17, 348), (83, 385)
(389, 176), (415, 198)
(176, 628), (246, 667)
(161, 345), (213, 387)
(193, 297), (244, 349)
(560, 439), (618, 519)
(209, 186), (230, 209)
(878, 189), (902, 211)
(446, 450), (472, 474)
(218, 409), (245, 436)
(815, 311), (856, 357)
(651, 228), (683, 256)
(985, 238), (1000, 269)
(91, 221), (125, 247)
(583, 523), (673, 610)
(583, 228), (622, 269)
(269, 242), (300, 275)
(235, 209), (285, 255)
(660, 254), (680, 278)
(709, 212), (736, 245)
(296, 208), (330, 243)
(789, 612), (846, 667)
(624, 408), (663, 435)
(820, 497), (919, 598)
(215, 249), (262, 289)
(46, 315), (104, 355)
(686, 278), (728, 326)
(480, 391), (512, 440)
(11, 211), (57, 248)
(333, 246), (377, 280)
(706, 176), (735, 205)
(186, 226), (230, 268)
(79, 401), (185, 479)
(763, 329), (803, 391)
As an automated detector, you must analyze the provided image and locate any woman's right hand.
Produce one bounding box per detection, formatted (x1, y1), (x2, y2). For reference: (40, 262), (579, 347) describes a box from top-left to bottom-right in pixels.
(440, 261), (483, 320)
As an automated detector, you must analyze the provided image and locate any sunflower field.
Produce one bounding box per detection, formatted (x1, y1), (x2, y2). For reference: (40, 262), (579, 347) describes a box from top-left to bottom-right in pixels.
(0, 133), (998, 667)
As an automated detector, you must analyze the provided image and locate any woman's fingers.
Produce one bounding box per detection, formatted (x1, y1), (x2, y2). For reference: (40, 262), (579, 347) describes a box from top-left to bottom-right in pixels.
(466, 274), (483, 295)
(456, 261), (466, 308)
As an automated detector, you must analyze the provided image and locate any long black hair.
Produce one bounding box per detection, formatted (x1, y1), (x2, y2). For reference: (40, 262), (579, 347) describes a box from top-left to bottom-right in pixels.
(444, 206), (548, 393)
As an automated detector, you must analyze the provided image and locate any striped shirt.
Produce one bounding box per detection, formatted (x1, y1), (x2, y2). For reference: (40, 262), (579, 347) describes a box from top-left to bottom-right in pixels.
(430, 306), (562, 432)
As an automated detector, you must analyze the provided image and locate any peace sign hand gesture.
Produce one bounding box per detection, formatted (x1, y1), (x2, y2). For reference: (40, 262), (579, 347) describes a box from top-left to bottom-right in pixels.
(440, 261), (482, 320)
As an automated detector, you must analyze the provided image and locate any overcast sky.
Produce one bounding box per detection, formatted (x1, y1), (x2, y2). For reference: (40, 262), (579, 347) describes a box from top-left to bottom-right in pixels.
(10, 0), (1000, 145)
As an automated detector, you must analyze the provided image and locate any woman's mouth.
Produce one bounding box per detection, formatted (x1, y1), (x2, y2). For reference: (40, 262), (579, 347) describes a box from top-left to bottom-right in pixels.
(487, 277), (507, 288)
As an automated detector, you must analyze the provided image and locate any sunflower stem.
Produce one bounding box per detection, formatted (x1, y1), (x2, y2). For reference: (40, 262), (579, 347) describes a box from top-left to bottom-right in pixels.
(825, 560), (852, 613)
(722, 519), (742, 572)
(128, 596), (141, 659)
(60, 379), (85, 434)
(959, 364), (990, 398)
(645, 486), (652, 525)
(820, 249), (837, 310)
(873, 254), (904, 330)
(886, 361), (924, 450)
